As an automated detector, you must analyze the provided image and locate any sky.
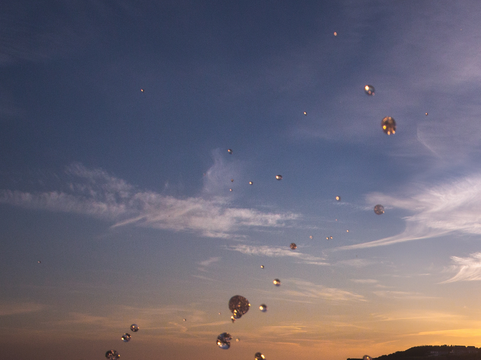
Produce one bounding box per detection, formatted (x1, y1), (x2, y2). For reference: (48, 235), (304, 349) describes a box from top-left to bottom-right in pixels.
(3, 1), (481, 359)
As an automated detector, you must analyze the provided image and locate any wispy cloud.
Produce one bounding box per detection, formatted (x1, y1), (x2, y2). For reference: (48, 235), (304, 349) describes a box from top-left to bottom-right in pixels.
(284, 279), (366, 302)
(338, 174), (481, 249)
(227, 244), (329, 265)
(197, 257), (221, 272)
(0, 302), (45, 316)
(0, 163), (299, 238)
(441, 252), (481, 283)
(351, 279), (378, 284)
(373, 290), (436, 300)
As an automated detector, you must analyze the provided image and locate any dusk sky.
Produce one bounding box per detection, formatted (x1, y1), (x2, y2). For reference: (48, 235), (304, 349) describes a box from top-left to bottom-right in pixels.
(3, 1), (481, 359)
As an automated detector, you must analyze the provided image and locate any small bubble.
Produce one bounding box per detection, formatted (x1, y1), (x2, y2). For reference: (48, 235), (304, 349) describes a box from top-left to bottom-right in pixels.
(231, 179), (234, 182)
(227, 149), (233, 154)
(121, 333), (131, 342)
(363, 356), (372, 360)
(183, 318), (186, 322)
(290, 243), (297, 250)
(140, 89), (144, 92)
(309, 235), (313, 239)
(255, 352), (266, 360)
(335, 196), (341, 201)
(364, 85), (375, 96)
(130, 324), (139, 332)
(303, 111), (307, 116)
(260, 265), (264, 269)
(333, 31), (338, 36)
(37, 260), (41, 264)
(381, 117), (396, 135)
(236, 338), (240, 342)
(374, 204), (385, 215)
(259, 304), (267, 312)
(230, 315), (236, 323)
(218, 312), (221, 315)
(346, 230), (349, 232)
(229, 188), (233, 192)
(228, 295), (250, 317)
(330, 236), (333, 240)
(249, 181), (253, 185)
(273, 279), (281, 286)
(425, 112), (428, 116)
(217, 332), (232, 349)
(105, 350), (120, 360)
(275, 175), (283, 180)
(326, 237), (329, 240)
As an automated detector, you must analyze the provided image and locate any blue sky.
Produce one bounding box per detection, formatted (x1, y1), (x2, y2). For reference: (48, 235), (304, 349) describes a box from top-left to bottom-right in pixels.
(3, 1), (481, 359)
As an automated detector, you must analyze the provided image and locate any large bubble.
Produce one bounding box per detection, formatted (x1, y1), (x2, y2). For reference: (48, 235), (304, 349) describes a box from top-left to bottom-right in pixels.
(381, 117), (396, 135)
(130, 324), (139, 332)
(374, 204), (385, 215)
(228, 295), (250, 317)
(290, 243), (297, 250)
(121, 333), (131, 342)
(217, 332), (232, 349)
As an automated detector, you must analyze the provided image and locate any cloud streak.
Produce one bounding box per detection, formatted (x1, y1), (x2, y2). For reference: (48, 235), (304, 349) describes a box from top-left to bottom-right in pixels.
(441, 252), (481, 283)
(338, 174), (481, 249)
(0, 163), (299, 238)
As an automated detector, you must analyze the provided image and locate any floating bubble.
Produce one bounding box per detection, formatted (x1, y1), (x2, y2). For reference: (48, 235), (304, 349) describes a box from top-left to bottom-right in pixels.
(182, 318), (186, 322)
(364, 85), (375, 96)
(105, 350), (120, 360)
(374, 204), (385, 215)
(330, 236), (333, 240)
(249, 181), (253, 185)
(346, 230), (349, 232)
(218, 312), (221, 315)
(381, 116), (396, 135)
(236, 338), (240, 342)
(232, 310), (242, 319)
(259, 304), (267, 312)
(309, 235), (313, 239)
(333, 31), (338, 36)
(326, 237), (329, 240)
(121, 333), (131, 342)
(275, 175), (283, 180)
(140, 89), (144, 92)
(335, 196), (341, 201)
(230, 315), (236, 323)
(273, 279), (281, 286)
(290, 243), (297, 250)
(303, 111), (307, 116)
(130, 324), (139, 332)
(227, 149), (233, 154)
(231, 179), (234, 182)
(260, 265), (264, 269)
(229, 188), (233, 192)
(363, 356), (372, 360)
(217, 332), (232, 349)
(425, 112), (428, 116)
(37, 260), (41, 264)
(228, 295), (250, 317)
(255, 352), (266, 360)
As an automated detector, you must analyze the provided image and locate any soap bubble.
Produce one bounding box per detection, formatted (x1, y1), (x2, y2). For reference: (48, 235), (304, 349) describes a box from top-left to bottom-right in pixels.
(333, 31), (338, 36)
(227, 149), (233, 154)
(37, 260), (41, 264)
(230, 315), (236, 323)
(121, 333), (131, 342)
(140, 89), (144, 92)
(290, 243), (297, 250)
(303, 111), (307, 116)
(228, 295), (250, 317)
(255, 352), (266, 360)
(249, 181), (253, 185)
(335, 196), (341, 201)
(309, 235), (313, 239)
(363, 356), (372, 360)
(236, 338), (240, 342)
(105, 350), (120, 359)
(130, 324), (139, 332)
(381, 116), (396, 135)
(275, 175), (283, 180)
(183, 318), (186, 322)
(346, 230), (349, 232)
(425, 112), (428, 116)
(229, 188), (233, 192)
(260, 265), (264, 269)
(231, 179), (234, 182)
(259, 304), (267, 312)
(273, 279), (281, 286)
(217, 332), (232, 349)
(374, 204), (385, 215)
(364, 85), (375, 95)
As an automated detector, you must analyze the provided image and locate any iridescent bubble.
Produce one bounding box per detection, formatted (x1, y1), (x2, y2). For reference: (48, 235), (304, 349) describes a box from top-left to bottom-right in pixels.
(290, 243), (297, 250)
(228, 295), (250, 317)
(255, 352), (266, 360)
(374, 204), (385, 215)
(273, 279), (281, 286)
(275, 175), (283, 180)
(364, 85), (375, 96)
(227, 149), (233, 154)
(363, 356), (372, 360)
(259, 304), (267, 312)
(130, 324), (139, 332)
(121, 333), (131, 342)
(381, 116), (396, 135)
(335, 196), (341, 201)
(216, 332), (232, 349)
(260, 265), (264, 269)
(249, 181), (253, 185)
(105, 350), (120, 360)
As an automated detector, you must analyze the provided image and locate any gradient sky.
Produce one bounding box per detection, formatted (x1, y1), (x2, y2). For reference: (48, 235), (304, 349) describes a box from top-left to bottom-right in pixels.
(3, 1), (481, 359)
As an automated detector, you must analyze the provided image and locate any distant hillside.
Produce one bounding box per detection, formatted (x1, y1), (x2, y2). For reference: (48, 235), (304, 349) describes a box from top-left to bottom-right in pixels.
(348, 345), (481, 360)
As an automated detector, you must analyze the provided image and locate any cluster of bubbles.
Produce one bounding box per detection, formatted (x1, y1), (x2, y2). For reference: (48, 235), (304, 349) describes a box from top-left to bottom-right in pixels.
(216, 332), (232, 349)
(290, 243), (297, 250)
(326, 236), (333, 240)
(374, 204), (385, 215)
(105, 324), (139, 358)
